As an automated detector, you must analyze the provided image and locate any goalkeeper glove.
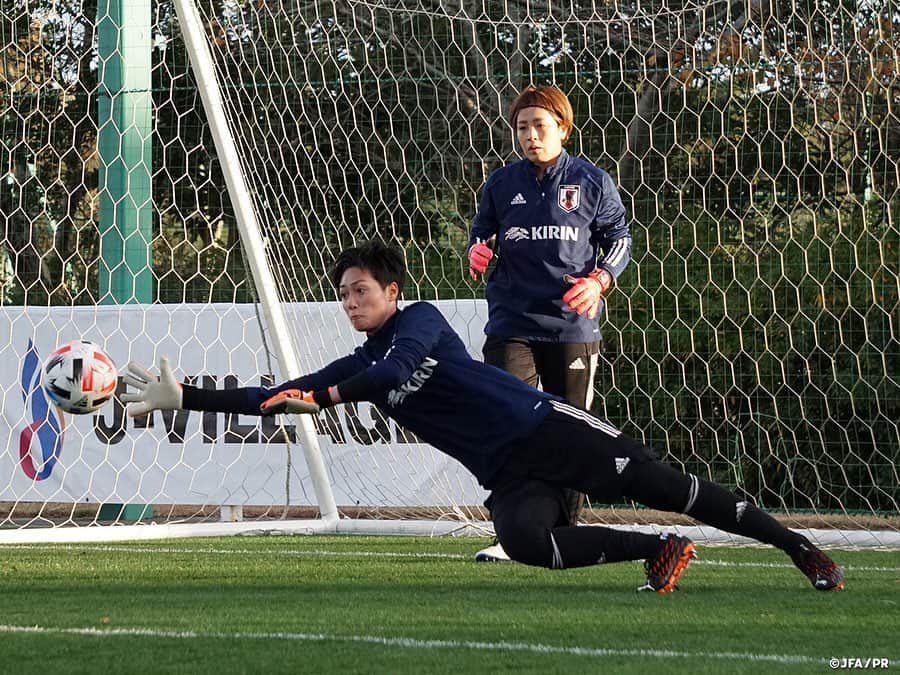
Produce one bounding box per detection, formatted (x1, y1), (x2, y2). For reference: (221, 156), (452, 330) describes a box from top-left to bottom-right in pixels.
(120, 356), (183, 417)
(562, 268), (613, 320)
(260, 389), (321, 415)
(467, 241), (494, 280)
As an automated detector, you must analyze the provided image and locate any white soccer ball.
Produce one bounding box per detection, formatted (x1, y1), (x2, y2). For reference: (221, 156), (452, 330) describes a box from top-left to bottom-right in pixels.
(41, 340), (118, 415)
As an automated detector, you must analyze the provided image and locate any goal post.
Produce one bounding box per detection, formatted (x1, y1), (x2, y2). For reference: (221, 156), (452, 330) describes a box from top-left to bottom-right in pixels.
(172, 0), (339, 527)
(0, 0), (897, 547)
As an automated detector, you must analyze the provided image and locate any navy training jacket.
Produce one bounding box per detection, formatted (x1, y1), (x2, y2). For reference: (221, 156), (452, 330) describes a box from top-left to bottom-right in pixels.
(182, 302), (560, 487)
(468, 150), (631, 342)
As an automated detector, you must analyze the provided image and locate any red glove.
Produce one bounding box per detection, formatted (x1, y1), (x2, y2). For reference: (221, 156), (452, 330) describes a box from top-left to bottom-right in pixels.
(260, 389), (320, 415)
(468, 241), (494, 280)
(562, 269), (613, 320)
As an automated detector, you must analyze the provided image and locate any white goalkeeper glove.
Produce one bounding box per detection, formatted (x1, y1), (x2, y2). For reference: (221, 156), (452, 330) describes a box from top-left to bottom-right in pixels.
(120, 356), (183, 417)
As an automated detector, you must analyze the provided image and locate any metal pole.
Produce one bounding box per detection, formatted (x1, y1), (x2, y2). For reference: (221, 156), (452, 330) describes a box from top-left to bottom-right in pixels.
(172, 0), (338, 524)
(97, 0), (153, 522)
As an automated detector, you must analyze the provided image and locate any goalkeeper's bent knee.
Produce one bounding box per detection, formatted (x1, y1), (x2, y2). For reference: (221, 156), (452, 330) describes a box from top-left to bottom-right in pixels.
(494, 521), (557, 569)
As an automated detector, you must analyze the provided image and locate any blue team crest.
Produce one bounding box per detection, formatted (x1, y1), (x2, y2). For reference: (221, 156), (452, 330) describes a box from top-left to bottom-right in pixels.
(558, 185), (580, 213)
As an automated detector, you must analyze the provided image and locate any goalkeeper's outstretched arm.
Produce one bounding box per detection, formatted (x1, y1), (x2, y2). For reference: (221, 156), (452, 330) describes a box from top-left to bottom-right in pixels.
(122, 300), (445, 420)
(120, 353), (361, 418)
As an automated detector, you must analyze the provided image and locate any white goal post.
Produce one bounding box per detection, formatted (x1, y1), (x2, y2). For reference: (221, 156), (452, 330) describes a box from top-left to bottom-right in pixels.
(172, 0), (339, 528)
(0, 0), (897, 547)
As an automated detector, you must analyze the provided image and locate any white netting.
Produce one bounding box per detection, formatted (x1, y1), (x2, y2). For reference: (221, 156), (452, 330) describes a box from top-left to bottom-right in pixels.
(0, 0), (897, 545)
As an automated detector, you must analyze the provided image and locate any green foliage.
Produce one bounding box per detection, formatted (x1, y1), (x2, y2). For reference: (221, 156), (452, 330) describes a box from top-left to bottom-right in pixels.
(595, 72), (899, 511)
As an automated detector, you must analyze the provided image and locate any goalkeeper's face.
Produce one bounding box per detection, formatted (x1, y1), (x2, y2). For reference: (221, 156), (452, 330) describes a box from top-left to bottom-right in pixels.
(516, 106), (568, 167)
(338, 266), (400, 334)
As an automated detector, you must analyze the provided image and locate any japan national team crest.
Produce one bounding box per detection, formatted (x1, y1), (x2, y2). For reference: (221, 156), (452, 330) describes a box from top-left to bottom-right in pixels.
(558, 185), (580, 213)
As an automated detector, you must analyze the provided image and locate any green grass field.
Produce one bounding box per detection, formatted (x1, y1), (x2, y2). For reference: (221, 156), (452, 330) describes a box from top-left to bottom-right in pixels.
(1, 536), (897, 674)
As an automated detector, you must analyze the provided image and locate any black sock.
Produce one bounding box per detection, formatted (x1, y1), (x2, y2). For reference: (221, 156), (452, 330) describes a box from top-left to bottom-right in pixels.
(548, 525), (665, 569)
(683, 476), (806, 553)
(627, 461), (806, 554)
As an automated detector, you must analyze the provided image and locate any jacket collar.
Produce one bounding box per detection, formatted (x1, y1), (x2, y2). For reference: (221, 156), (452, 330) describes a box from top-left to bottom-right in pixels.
(365, 305), (401, 341)
(524, 148), (570, 180)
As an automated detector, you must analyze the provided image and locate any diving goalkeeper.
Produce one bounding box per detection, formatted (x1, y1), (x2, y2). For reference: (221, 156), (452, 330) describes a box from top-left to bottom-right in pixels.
(121, 239), (844, 593)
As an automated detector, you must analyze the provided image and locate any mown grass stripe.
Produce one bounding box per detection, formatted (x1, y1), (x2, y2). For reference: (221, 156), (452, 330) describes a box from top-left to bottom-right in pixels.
(6, 544), (899, 573)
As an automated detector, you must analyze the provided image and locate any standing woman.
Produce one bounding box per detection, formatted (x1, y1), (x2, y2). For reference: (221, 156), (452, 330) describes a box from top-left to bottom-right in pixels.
(467, 85), (632, 562)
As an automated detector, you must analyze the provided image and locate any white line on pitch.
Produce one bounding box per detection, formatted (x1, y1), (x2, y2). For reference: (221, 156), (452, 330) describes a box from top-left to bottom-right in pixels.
(4, 544), (900, 573)
(4, 544), (466, 560)
(0, 624), (827, 665)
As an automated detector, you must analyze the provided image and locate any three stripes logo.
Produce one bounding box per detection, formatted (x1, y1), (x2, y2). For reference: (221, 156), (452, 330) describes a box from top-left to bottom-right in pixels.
(548, 400), (621, 438)
(568, 357), (586, 371)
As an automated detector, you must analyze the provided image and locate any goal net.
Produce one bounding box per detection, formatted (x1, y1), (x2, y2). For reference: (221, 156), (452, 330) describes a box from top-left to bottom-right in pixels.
(1, 0), (897, 547)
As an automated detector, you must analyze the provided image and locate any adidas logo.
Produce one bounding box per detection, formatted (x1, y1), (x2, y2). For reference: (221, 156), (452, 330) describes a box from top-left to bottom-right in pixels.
(736, 500), (747, 522)
(614, 457), (630, 474)
(569, 357), (586, 370)
(510, 193), (527, 205)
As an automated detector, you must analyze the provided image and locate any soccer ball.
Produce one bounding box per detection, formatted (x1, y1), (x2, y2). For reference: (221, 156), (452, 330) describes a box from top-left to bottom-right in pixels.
(41, 340), (118, 415)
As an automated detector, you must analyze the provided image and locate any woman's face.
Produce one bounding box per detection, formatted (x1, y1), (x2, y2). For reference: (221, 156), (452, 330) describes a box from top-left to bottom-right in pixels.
(516, 106), (568, 167)
(338, 266), (399, 335)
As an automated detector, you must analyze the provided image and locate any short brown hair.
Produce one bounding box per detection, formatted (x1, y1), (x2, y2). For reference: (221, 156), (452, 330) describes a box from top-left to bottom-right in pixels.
(508, 85), (574, 141)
